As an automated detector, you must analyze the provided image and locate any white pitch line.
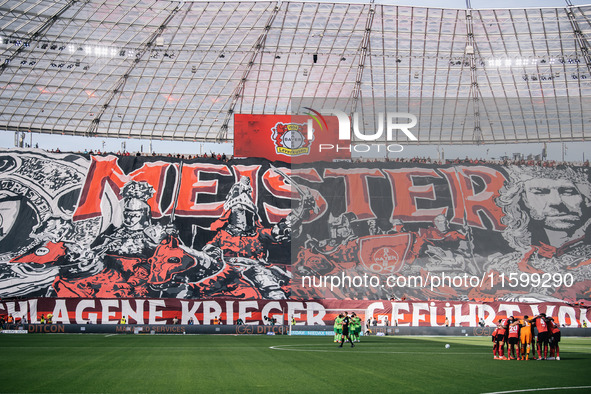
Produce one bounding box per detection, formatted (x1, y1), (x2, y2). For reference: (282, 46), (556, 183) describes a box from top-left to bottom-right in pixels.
(482, 386), (591, 394)
(269, 344), (487, 355)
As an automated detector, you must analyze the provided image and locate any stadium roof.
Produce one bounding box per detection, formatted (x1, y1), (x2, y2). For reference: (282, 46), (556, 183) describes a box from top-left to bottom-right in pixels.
(0, 0), (590, 145)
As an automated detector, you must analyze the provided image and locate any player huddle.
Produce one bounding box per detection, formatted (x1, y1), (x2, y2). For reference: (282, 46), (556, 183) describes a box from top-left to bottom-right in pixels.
(492, 313), (561, 361)
(334, 312), (361, 348)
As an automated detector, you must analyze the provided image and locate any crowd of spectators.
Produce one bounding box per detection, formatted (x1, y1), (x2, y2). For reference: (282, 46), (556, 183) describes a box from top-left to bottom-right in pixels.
(45, 147), (233, 161)
(354, 156), (591, 167)
(16, 146), (590, 167)
(0, 314), (27, 329)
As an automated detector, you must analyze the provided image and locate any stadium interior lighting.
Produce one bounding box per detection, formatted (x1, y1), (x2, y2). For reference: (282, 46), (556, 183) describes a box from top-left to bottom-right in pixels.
(0, 1), (589, 144)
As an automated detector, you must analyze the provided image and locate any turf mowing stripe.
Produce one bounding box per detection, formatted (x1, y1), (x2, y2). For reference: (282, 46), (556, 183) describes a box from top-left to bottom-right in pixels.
(482, 386), (591, 394)
(269, 344), (489, 354)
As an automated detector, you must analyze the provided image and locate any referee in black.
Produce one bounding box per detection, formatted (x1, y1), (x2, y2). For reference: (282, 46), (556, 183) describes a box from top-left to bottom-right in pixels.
(339, 311), (355, 348)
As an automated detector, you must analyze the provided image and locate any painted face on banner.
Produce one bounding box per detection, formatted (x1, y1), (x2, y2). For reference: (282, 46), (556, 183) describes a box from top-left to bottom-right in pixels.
(433, 215), (449, 233)
(523, 178), (585, 231)
(229, 208), (256, 232)
(122, 199), (148, 230)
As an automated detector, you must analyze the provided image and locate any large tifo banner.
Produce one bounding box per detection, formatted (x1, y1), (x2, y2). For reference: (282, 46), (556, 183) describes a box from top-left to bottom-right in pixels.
(1, 298), (590, 327)
(0, 149), (590, 304)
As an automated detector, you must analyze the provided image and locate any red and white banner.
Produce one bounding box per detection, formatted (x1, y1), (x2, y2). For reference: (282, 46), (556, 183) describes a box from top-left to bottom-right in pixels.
(2, 298), (589, 327)
(1, 150), (590, 303)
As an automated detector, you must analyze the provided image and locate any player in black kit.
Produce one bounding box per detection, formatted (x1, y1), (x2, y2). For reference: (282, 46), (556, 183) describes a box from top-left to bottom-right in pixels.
(339, 311), (355, 348)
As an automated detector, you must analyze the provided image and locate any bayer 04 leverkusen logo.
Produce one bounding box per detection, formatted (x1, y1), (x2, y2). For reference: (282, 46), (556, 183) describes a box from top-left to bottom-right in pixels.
(357, 234), (415, 275)
(271, 122), (313, 157)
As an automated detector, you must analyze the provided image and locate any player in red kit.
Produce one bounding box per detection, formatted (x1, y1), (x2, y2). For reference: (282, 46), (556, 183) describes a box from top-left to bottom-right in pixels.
(531, 313), (549, 360)
(492, 327), (499, 359)
(495, 318), (510, 360)
(546, 317), (561, 360)
(507, 318), (521, 360)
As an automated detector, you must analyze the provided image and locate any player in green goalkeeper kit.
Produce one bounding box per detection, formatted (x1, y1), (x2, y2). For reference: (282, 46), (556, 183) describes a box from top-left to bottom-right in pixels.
(334, 314), (343, 343)
(351, 312), (361, 342)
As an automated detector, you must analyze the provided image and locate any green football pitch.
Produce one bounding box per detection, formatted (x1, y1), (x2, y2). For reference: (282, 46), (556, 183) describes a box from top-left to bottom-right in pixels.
(1, 334), (590, 393)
